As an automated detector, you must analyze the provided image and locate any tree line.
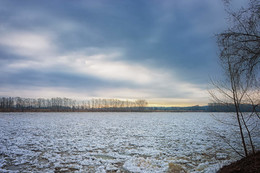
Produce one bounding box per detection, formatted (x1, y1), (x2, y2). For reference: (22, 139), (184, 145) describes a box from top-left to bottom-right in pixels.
(207, 103), (259, 112)
(1, 96), (258, 112)
(0, 97), (148, 112)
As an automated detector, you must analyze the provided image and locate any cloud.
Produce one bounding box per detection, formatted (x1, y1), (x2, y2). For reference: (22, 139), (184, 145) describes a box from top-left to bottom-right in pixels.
(58, 50), (208, 102)
(0, 0), (230, 105)
(0, 32), (208, 104)
(82, 53), (158, 85)
(0, 31), (55, 58)
(0, 86), (93, 99)
(56, 50), (208, 98)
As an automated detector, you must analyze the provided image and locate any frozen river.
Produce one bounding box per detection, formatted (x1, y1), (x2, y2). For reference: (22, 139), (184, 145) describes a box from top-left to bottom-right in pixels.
(0, 112), (259, 172)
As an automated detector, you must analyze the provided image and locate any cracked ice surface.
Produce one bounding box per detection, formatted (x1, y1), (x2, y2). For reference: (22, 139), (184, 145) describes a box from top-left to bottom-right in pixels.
(0, 112), (259, 172)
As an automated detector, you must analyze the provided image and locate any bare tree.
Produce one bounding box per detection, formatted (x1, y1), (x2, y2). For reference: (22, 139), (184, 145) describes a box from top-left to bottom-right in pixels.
(218, 0), (260, 75)
(210, 0), (260, 157)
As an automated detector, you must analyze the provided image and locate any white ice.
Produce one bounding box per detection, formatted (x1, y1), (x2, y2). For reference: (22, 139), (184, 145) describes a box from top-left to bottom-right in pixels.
(0, 112), (259, 172)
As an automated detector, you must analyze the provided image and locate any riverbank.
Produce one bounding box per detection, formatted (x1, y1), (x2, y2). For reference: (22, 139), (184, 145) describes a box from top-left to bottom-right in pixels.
(218, 151), (260, 173)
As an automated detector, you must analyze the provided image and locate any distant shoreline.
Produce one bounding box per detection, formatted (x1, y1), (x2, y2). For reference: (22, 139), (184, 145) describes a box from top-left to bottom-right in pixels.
(0, 109), (248, 113)
(1, 97), (257, 112)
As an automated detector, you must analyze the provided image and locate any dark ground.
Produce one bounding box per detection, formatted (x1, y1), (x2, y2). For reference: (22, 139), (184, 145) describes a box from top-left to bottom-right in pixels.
(217, 151), (260, 173)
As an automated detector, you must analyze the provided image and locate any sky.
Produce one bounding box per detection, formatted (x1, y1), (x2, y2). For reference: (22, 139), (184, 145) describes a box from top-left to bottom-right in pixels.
(0, 0), (246, 106)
